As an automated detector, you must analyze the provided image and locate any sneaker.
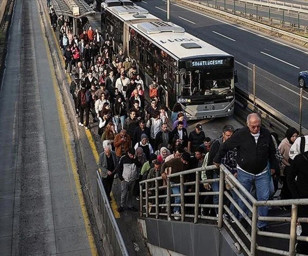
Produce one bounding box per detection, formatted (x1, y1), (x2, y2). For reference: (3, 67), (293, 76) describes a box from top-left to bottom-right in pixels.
(174, 211), (180, 220)
(85, 126), (89, 130)
(117, 206), (124, 212)
(136, 196), (140, 201)
(78, 122), (84, 127)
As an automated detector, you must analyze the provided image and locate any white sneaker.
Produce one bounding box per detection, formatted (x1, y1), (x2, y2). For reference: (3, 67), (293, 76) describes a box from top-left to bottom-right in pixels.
(78, 122), (84, 126)
(174, 211), (180, 220)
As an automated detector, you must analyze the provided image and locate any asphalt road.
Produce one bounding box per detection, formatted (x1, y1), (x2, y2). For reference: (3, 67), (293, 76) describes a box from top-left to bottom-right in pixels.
(137, 0), (308, 127)
(201, 0), (308, 26)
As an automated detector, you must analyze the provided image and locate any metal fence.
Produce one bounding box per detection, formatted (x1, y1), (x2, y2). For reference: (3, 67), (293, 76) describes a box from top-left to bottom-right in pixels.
(234, 61), (308, 134)
(96, 171), (129, 256)
(195, 0), (308, 33)
(139, 165), (308, 256)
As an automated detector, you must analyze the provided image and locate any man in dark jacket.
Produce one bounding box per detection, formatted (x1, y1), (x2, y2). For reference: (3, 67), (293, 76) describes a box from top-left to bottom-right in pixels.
(171, 121), (189, 151)
(205, 125), (234, 214)
(287, 136), (308, 254)
(188, 124), (206, 153)
(214, 113), (276, 230)
(155, 123), (172, 151)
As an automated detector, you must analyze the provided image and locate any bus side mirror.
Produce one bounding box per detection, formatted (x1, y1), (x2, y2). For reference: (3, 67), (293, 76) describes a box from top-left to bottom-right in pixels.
(234, 70), (238, 83)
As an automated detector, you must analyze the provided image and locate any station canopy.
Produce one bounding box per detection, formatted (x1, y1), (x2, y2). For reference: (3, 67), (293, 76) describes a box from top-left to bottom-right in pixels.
(52, 0), (95, 18)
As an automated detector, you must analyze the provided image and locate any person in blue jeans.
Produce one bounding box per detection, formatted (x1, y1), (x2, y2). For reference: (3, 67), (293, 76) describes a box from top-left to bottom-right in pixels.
(205, 125), (235, 215)
(161, 152), (190, 220)
(214, 113), (277, 230)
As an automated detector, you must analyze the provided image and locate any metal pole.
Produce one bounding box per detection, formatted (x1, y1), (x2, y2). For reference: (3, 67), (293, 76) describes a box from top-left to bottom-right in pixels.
(180, 175), (185, 222)
(145, 182), (149, 217)
(155, 180), (159, 219)
(298, 12), (300, 29)
(252, 64), (256, 107)
(194, 172), (200, 223)
(299, 87), (303, 135)
(139, 183), (143, 217)
(217, 168), (225, 229)
(167, 178), (171, 220)
(289, 204), (298, 256)
(167, 0), (170, 21)
(250, 205), (258, 256)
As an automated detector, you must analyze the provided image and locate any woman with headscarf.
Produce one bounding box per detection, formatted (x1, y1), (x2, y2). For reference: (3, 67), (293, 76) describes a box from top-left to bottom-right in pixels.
(278, 127), (299, 200)
(157, 147), (170, 164)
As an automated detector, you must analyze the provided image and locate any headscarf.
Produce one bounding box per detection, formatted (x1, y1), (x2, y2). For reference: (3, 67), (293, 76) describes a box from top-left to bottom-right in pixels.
(285, 127), (299, 144)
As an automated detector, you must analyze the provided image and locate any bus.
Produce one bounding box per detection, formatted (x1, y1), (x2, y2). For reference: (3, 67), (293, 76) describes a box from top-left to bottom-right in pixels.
(102, 6), (235, 120)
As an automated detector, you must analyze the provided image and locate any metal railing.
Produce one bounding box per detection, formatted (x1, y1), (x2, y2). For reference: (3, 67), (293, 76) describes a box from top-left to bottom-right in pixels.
(96, 171), (129, 256)
(139, 165), (308, 256)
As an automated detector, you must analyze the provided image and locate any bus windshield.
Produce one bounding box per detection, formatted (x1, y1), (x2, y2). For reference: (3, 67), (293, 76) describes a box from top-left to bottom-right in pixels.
(180, 69), (233, 97)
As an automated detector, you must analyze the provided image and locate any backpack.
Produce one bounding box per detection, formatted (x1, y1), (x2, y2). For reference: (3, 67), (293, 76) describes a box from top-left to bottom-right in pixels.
(81, 90), (87, 106)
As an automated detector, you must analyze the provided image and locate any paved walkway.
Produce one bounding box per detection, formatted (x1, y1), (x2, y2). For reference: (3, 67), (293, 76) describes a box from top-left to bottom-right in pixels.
(0, 0), (97, 255)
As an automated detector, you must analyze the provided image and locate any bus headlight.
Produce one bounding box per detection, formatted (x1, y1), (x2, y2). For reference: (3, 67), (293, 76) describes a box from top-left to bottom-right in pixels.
(178, 98), (191, 103)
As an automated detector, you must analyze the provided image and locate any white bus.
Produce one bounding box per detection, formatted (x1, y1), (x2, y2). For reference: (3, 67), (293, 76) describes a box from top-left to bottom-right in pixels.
(102, 6), (235, 119)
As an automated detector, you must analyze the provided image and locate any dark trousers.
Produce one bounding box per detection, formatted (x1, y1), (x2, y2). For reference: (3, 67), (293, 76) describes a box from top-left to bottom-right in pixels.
(102, 175), (114, 201)
(297, 205), (308, 254)
(79, 105), (89, 126)
(65, 60), (72, 73)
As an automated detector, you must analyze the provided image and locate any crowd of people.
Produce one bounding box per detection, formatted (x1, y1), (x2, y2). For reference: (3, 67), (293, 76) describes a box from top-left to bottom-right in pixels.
(50, 9), (307, 253)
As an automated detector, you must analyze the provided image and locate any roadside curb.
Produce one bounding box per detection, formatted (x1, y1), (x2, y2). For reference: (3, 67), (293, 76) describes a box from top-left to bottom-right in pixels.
(0, 0), (15, 90)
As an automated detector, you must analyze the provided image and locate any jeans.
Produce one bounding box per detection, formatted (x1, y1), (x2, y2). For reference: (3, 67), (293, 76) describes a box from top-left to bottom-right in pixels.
(113, 115), (125, 132)
(171, 182), (180, 213)
(237, 168), (270, 228)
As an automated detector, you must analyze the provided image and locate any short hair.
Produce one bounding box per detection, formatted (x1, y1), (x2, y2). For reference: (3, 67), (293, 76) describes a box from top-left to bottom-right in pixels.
(204, 137), (211, 142)
(177, 121), (184, 126)
(223, 125), (234, 133)
(247, 113), (261, 124)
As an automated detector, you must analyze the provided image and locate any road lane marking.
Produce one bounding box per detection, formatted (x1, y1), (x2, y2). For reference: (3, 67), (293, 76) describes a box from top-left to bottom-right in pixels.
(178, 16), (196, 24)
(235, 60), (252, 70)
(260, 51), (300, 69)
(279, 84), (308, 100)
(155, 6), (167, 12)
(39, 13), (98, 256)
(212, 31), (236, 41)
(173, 2), (308, 54)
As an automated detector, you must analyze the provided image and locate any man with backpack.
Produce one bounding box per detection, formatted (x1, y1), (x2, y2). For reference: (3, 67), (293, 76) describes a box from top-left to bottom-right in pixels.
(204, 125), (234, 215)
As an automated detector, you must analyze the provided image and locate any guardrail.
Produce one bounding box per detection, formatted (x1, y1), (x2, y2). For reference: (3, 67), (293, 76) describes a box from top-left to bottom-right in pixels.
(96, 171), (129, 256)
(176, 0), (308, 45)
(234, 87), (308, 138)
(139, 164), (308, 256)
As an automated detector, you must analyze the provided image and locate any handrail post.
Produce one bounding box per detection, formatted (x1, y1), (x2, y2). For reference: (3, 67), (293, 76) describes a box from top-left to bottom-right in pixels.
(145, 182), (149, 218)
(289, 204), (298, 256)
(139, 183), (143, 217)
(250, 204), (258, 256)
(180, 175), (185, 221)
(218, 168), (225, 228)
(194, 171), (200, 223)
(167, 178), (171, 220)
(155, 180), (159, 219)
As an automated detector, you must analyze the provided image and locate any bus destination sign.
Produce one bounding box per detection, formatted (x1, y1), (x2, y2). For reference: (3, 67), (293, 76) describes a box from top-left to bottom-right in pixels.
(191, 59), (224, 67)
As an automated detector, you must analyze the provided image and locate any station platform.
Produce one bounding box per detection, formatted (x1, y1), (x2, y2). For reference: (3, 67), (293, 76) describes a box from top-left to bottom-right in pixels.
(0, 0), (97, 255)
